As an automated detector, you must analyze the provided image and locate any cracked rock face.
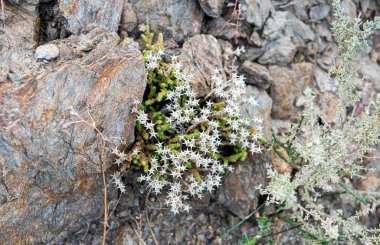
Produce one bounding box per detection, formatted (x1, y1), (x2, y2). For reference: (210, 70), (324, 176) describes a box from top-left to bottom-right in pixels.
(0, 27), (146, 243)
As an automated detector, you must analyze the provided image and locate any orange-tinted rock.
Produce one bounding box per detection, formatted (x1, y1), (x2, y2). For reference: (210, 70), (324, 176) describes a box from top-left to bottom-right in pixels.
(0, 28), (146, 243)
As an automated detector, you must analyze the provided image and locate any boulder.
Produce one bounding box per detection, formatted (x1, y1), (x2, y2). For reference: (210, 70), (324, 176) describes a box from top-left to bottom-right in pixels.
(0, 28), (146, 243)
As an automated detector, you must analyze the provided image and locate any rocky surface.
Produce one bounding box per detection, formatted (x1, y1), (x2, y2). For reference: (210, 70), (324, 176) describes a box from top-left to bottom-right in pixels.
(179, 34), (225, 97)
(0, 25), (146, 243)
(1, 0), (380, 244)
(59, 0), (124, 35)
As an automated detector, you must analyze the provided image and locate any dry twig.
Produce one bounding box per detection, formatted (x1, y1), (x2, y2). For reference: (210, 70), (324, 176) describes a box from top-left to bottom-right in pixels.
(64, 110), (109, 245)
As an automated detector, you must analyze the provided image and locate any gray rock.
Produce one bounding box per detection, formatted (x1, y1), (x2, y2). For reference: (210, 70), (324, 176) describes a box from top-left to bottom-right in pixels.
(341, 0), (357, 21)
(132, 0), (204, 42)
(240, 0), (273, 30)
(314, 67), (337, 92)
(356, 55), (380, 92)
(241, 46), (266, 61)
(263, 11), (288, 40)
(286, 18), (315, 46)
(198, 0), (224, 18)
(317, 42), (339, 70)
(242, 86), (273, 137)
(180, 35), (225, 97)
(258, 36), (297, 65)
(206, 17), (247, 40)
(309, 4), (331, 20)
(35, 44), (60, 61)
(241, 61), (273, 89)
(0, 29), (146, 243)
(59, 0), (124, 35)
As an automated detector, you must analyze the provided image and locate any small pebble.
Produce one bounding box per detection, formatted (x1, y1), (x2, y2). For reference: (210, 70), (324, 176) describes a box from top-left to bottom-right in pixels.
(35, 44), (60, 61)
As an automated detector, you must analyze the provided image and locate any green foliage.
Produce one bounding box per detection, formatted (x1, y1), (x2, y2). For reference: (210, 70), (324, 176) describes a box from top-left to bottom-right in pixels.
(239, 214), (273, 245)
(113, 25), (263, 213)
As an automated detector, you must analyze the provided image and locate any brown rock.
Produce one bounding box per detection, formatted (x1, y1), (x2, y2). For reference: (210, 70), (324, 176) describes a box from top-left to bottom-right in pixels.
(0, 29), (146, 243)
(0, 1), (39, 53)
(269, 62), (313, 119)
(120, 2), (138, 32)
(217, 159), (267, 217)
(180, 35), (224, 97)
(269, 66), (297, 119)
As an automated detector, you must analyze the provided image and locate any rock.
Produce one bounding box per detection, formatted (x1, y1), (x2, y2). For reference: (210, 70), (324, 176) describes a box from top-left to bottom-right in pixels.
(248, 31), (262, 47)
(258, 36), (297, 65)
(180, 35), (224, 97)
(314, 67), (337, 92)
(35, 44), (60, 61)
(0, 0), (39, 52)
(292, 62), (314, 93)
(269, 66), (297, 119)
(217, 159), (267, 217)
(119, 3), (138, 32)
(309, 4), (330, 20)
(241, 61), (273, 89)
(206, 17), (248, 40)
(286, 18), (315, 47)
(269, 63), (313, 119)
(271, 119), (292, 134)
(341, 0), (357, 21)
(218, 39), (234, 69)
(132, 0), (204, 42)
(355, 55), (380, 92)
(241, 46), (266, 61)
(317, 42), (339, 70)
(271, 152), (292, 174)
(59, 0), (124, 35)
(240, 0), (273, 30)
(263, 11), (288, 40)
(0, 29), (146, 243)
(242, 86), (273, 138)
(198, 0), (224, 18)
(296, 95), (306, 107)
(315, 91), (339, 124)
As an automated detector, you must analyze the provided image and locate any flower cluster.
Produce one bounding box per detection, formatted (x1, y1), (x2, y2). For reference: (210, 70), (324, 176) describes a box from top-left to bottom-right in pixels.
(112, 26), (262, 214)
